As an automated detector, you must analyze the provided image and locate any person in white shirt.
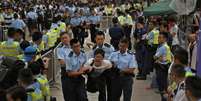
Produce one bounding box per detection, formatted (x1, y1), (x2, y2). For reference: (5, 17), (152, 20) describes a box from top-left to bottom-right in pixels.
(187, 30), (198, 71)
(169, 17), (179, 50)
(84, 48), (112, 101)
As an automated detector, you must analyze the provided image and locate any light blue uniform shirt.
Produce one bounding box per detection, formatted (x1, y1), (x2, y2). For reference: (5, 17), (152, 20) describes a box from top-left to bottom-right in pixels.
(50, 23), (59, 29)
(65, 51), (87, 71)
(91, 43), (114, 59)
(70, 17), (81, 26)
(57, 44), (71, 60)
(147, 31), (154, 44)
(80, 16), (88, 23)
(26, 11), (38, 20)
(10, 19), (26, 30)
(155, 43), (170, 64)
(88, 15), (101, 24)
(26, 82), (42, 101)
(109, 51), (138, 70)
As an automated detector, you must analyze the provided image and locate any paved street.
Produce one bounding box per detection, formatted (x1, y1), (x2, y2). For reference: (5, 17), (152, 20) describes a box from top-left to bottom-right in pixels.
(51, 74), (160, 101)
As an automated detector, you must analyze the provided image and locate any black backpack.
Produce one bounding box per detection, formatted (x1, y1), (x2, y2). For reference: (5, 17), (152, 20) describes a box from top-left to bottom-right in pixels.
(0, 57), (25, 89)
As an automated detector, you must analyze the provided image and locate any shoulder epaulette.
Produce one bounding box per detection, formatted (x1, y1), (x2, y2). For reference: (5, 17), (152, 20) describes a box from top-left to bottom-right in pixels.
(127, 50), (134, 55)
(81, 50), (85, 53)
(104, 43), (111, 48)
(68, 51), (73, 57)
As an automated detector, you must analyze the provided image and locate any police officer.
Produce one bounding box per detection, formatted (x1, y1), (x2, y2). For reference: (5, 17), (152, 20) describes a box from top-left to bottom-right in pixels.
(57, 15), (67, 33)
(70, 10), (81, 39)
(154, 32), (172, 101)
(123, 10), (133, 50)
(139, 21), (159, 80)
(91, 31), (114, 59)
(28, 62), (50, 101)
(18, 68), (43, 101)
(31, 31), (45, 52)
(56, 32), (72, 101)
(21, 46), (38, 64)
(109, 17), (124, 50)
(134, 19), (147, 80)
(45, 27), (60, 49)
(78, 9), (88, 48)
(88, 8), (101, 43)
(109, 38), (137, 101)
(64, 39), (89, 101)
(0, 28), (21, 58)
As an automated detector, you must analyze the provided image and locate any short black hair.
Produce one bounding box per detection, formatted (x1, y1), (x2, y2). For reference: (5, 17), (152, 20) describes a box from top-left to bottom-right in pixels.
(171, 64), (186, 78)
(60, 32), (69, 37)
(28, 62), (41, 75)
(94, 48), (105, 57)
(185, 76), (201, 99)
(70, 39), (79, 46)
(95, 31), (105, 38)
(7, 27), (17, 38)
(16, 29), (24, 35)
(174, 47), (188, 65)
(160, 32), (169, 40)
(14, 13), (19, 19)
(112, 17), (119, 24)
(32, 31), (43, 42)
(20, 40), (30, 51)
(120, 38), (129, 45)
(7, 86), (27, 101)
(18, 68), (33, 85)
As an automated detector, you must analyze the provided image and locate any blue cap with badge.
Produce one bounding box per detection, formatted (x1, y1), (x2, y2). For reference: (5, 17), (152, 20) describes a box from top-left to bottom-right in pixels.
(24, 46), (37, 62)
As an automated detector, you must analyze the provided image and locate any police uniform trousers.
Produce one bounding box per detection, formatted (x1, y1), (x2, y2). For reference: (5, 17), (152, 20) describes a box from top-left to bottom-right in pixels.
(77, 25), (86, 48)
(89, 24), (98, 43)
(135, 41), (146, 76)
(110, 75), (133, 101)
(61, 73), (88, 101)
(144, 44), (158, 74)
(72, 26), (80, 39)
(123, 25), (132, 50)
(155, 63), (170, 93)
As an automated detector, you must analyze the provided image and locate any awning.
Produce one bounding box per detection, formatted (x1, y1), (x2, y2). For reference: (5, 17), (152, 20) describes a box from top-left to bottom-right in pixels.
(143, 0), (176, 16)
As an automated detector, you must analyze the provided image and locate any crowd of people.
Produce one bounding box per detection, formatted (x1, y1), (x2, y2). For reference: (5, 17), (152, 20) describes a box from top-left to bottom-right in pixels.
(0, 0), (201, 101)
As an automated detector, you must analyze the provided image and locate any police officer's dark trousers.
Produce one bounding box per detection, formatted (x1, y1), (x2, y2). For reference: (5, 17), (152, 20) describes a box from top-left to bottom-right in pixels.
(111, 75), (133, 101)
(155, 63), (169, 101)
(61, 75), (88, 101)
(90, 24), (97, 43)
(135, 41), (146, 76)
(144, 44), (158, 74)
(123, 25), (132, 50)
(72, 26), (79, 39)
(96, 76), (107, 101)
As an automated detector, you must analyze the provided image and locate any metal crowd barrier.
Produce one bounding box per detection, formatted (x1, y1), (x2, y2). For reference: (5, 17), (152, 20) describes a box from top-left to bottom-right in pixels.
(0, 26), (9, 42)
(42, 43), (62, 89)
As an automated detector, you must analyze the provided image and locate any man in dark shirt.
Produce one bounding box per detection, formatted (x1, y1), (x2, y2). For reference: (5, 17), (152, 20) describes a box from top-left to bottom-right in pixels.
(109, 17), (124, 50)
